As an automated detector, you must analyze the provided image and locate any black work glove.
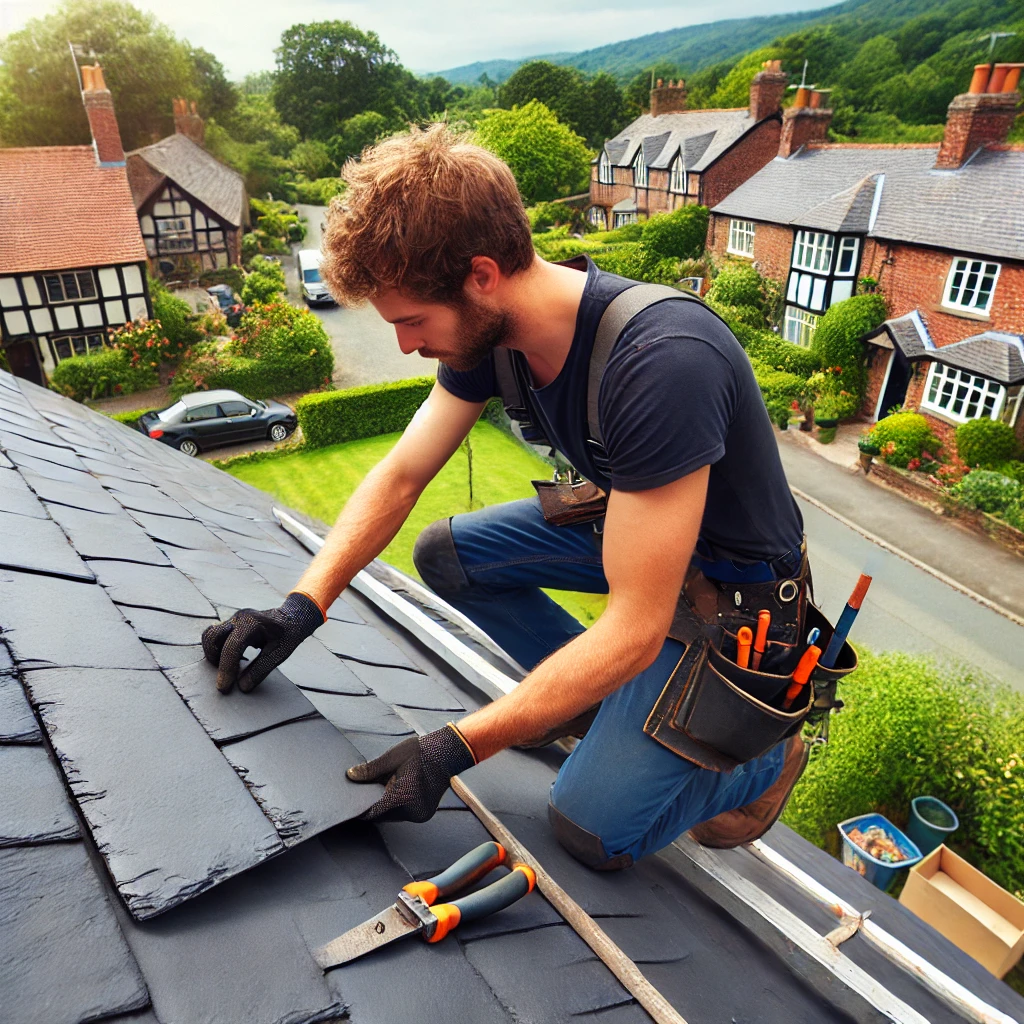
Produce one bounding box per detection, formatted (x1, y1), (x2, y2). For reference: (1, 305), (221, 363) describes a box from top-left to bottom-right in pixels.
(201, 591), (325, 693)
(346, 724), (477, 823)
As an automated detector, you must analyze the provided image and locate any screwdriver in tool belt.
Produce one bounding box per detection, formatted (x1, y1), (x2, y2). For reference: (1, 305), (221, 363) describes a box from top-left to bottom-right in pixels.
(782, 644), (821, 710)
(751, 610), (771, 671)
(736, 626), (753, 669)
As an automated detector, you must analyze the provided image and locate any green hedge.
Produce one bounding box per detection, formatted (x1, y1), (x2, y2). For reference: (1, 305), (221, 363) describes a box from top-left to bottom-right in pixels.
(784, 650), (1024, 899)
(106, 407), (157, 427)
(50, 348), (159, 403)
(810, 294), (887, 402)
(297, 376), (435, 448)
(955, 418), (1019, 468)
(640, 206), (708, 261)
(744, 330), (821, 376)
(866, 412), (938, 468)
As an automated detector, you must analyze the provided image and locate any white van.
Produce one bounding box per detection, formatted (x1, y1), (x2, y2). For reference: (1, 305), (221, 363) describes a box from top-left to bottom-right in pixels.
(297, 249), (334, 306)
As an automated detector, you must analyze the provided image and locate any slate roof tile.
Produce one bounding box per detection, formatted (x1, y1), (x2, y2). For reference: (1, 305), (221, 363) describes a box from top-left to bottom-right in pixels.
(0, 429), (85, 471)
(0, 743), (80, 845)
(143, 641), (205, 669)
(127, 507), (232, 550)
(0, 466), (49, 518)
(605, 109), (758, 172)
(20, 465), (125, 512)
(45, 502), (172, 565)
(120, 606), (216, 645)
(0, 508), (96, 580)
(0, 673), (42, 743)
(314, 617), (418, 669)
(91, 558), (218, 617)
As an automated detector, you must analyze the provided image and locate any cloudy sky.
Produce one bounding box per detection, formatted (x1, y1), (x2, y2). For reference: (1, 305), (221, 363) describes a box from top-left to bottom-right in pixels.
(1, 0), (833, 77)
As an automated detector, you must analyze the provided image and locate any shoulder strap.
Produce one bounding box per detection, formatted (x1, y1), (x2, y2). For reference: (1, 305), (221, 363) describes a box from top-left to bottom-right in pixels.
(493, 348), (523, 416)
(587, 284), (709, 447)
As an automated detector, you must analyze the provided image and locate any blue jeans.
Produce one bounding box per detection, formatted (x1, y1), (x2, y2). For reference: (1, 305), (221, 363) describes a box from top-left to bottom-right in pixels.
(419, 497), (785, 865)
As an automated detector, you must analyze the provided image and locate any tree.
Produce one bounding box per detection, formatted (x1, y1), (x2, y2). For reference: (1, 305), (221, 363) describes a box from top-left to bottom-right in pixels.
(290, 139), (335, 180)
(222, 94), (299, 156)
(706, 46), (780, 109)
(326, 110), (392, 166)
(474, 101), (592, 203)
(186, 46), (237, 123)
(0, 0), (195, 149)
(273, 21), (416, 140)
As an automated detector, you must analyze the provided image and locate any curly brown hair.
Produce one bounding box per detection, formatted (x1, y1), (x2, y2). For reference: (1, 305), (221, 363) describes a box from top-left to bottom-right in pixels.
(320, 124), (535, 306)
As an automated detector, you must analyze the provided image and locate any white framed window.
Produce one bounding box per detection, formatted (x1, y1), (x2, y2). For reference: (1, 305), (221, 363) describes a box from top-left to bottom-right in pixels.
(727, 219), (755, 257)
(52, 333), (106, 362)
(598, 151), (613, 185)
(613, 211), (638, 228)
(783, 305), (819, 347)
(669, 156), (686, 194)
(156, 217), (194, 252)
(836, 236), (859, 276)
(632, 149), (648, 188)
(943, 258), (1000, 314)
(587, 206), (606, 229)
(792, 230), (834, 273)
(43, 270), (97, 304)
(921, 362), (1005, 423)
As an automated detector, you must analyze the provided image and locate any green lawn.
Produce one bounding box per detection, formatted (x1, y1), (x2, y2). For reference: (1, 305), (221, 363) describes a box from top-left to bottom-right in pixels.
(227, 421), (608, 625)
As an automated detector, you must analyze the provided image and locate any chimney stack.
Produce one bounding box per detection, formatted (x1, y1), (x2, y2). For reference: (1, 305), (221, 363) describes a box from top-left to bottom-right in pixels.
(173, 97), (205, 146)
(749, 60), (788, 121)
(778, 88), (832, 158)
(650, 78), (687, 117)
(935, 63), (1023, 170)
(80, 64), (125, 166)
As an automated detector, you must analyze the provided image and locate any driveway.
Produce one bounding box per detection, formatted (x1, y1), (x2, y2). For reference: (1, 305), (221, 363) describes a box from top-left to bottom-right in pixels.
(291, 204), (439, 389)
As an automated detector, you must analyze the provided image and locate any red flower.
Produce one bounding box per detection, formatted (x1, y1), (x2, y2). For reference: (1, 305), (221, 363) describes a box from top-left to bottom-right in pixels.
(907, 458), (921, 471)
(790, 400), (800, 410)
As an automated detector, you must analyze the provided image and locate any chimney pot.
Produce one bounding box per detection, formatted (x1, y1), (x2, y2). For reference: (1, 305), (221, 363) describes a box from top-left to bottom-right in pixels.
(793, 87), (811, 109)
(987, 64), (1009, 94)
(656, 78), (664, 88)
(968, 64), (991, 94)
(80, 63), (124, 166)
(1004, 65), (1022, 93)
(173, 97), (205, 146)
(650, 77), (687, 117)
(935, 78), (1019, 169)
(779, 101), (833, 158)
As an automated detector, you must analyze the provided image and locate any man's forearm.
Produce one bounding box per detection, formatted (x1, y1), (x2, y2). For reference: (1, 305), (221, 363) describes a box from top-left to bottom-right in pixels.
(293, 460), (422, 611)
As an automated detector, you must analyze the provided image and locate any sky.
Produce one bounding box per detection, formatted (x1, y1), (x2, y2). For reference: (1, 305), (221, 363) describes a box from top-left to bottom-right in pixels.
(0, 0), (835, 77)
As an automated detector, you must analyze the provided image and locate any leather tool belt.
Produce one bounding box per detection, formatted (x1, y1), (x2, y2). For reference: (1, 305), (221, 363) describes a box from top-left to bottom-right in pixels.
(532, 477), (607, 528)
(643, 546), (858, 773)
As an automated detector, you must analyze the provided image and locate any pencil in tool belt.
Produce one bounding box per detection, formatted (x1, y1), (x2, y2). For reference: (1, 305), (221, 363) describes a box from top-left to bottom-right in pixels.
(782, 645), (821, 710)
(736, 626), (753, 669)
(751, 610), (771, 671)
(820, 573), (872, 669)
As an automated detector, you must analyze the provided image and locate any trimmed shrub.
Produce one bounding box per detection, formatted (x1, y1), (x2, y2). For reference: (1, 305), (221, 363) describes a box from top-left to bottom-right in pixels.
(149, 279), (203, 358)
(706, 262), (764, 308)
(750, 358), (806, 414)
(744, 331), (821, 376)
(199, 266), (245, 295)
(297, 376), (435, 448)
(640, 206), (708, 261)
(866, 412), (937, 468)
(994, 460), (1024, 486)
(952, 470), (1021, 515)
(783, 650), (1024, 899)
(707, 300), (768, 332)
(107, 408), (157, 427)
(809, 294), (887, 402)
(589, 243), (660, 282)
(241, 256), (287, 306)
(50, 348), (158, 403)
(527, 201), (588, 234)
(955, 418), (1019, 468)
(293, 177), (346, 205)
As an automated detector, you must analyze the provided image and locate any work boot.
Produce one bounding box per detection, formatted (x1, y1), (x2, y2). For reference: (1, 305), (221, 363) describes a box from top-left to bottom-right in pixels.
(514, 704), (601, 749)
(689, 733), (810, 849)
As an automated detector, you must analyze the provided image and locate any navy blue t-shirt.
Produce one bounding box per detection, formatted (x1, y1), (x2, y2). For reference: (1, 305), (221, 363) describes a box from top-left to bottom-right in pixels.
(438, 257), (802, 563)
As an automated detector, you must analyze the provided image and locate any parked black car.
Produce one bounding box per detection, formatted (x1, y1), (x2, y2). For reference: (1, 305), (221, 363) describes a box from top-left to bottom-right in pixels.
(138, 390), (297, 457)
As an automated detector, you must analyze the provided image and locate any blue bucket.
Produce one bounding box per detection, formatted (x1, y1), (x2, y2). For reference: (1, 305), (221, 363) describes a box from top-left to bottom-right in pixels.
(838, 813), (922, 891)
(905, 796), (959, 857)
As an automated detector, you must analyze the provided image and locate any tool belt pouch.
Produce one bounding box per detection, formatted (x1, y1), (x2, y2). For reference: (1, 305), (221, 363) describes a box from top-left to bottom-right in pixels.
(532, 479), (607, 527)
(644, 605), (857, 774)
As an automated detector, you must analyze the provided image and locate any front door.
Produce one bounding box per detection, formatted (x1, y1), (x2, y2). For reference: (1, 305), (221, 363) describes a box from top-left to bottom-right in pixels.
(5, 341), (43, 386)
(876, 349), (911, 420)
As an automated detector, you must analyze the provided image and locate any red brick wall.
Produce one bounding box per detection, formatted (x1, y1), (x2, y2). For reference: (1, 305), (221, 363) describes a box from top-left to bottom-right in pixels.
(707, 214), (793, 282)
(701, 118), (781, 209)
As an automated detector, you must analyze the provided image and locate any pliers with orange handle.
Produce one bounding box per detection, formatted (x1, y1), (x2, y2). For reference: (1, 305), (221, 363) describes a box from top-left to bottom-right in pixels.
(313, 841), (536, 969)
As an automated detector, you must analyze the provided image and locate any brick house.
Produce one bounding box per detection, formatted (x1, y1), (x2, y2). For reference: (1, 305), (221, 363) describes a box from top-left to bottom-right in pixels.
(126, 101), (249, 278)
(587, 62), (789, 229)
(708, 63), (1024, 443)
(0, 65), (150, 385)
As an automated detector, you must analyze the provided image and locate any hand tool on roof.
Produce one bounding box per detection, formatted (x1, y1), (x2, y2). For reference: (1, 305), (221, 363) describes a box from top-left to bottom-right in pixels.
(751, 609), (771, 670)
(313, 841), (536, 970)
(820, 573), (872, 669)
(736, 626), (753, 669)
(781, 644), (821, 710)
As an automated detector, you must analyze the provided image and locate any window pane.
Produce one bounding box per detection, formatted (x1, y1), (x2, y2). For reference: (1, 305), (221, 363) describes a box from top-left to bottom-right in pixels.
(77, 272), (96, 298)
(72, 335), (87, 355)
(44, 276), (64, 302)
(61, 273), (80, 300)
(220, 401), (251, 417)
(185, 405), (220, 422)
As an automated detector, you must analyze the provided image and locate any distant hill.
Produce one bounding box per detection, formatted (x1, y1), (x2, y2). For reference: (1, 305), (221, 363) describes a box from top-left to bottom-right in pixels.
(430, 55), (573, 86)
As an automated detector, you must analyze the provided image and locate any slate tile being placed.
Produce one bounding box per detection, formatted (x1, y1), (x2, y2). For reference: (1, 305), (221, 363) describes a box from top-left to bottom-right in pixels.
(24, 667), (284, 919)
(314, 617), (416, 669)
(21, 465), (125, 512)
(346, 661), (465, 711)
(109, 486), (194, 519)
(222, 716), (383, 846)
(127, 508), (231, 552)
(0, 508), (93, 581)
(160, 548), (287, 608)
(278, 637), (368, 695)
(121, 606), (215, 645)
(45, 502), (172, 566)
(0, 465), (47, 518)
(0, 429), (85, 470)
(81, 456), (153, 484)
(300, 689), (416, 739)
(143, 642), (205, 669)
(0, 743), (79, 845)
(91, 559), (218, 617)
(0, 673), (41, 743)
(166, 658), (319, 743)
(0, 570), (156, 670)
(0, 844), (150, 1024)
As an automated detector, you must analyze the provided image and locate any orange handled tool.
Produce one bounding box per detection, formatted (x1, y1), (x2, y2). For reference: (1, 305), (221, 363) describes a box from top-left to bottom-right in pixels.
(782, 644), (821, 710)
(736, 626), (753, 669)
(751, 610), (771, 671)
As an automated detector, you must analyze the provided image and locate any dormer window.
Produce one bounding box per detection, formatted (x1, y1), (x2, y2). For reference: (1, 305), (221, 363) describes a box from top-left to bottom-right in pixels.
(943, 258), (1000, 315)
(598, 151), (613, 185)
(632, 149), (648, 188)
(669, 156), (686, 194)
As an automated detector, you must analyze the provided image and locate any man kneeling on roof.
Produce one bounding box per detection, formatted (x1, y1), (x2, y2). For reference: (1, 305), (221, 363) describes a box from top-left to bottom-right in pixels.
(202, 125), (836, 869)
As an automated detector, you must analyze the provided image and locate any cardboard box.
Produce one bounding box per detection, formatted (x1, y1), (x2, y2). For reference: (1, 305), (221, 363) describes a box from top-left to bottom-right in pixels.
(899, 845), (1024, 978)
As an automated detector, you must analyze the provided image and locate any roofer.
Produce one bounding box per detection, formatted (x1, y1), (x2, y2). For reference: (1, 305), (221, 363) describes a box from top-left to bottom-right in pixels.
(202, 125), (853, 870)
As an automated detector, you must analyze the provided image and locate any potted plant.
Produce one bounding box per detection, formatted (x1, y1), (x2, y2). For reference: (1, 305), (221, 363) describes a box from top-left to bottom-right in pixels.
(858, 434), (880, 473)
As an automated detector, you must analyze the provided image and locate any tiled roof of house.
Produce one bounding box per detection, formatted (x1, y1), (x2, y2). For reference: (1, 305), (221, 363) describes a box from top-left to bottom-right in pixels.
(3, 370), (1021, 1023)
(0, 146), (147, 274)
(602, 109), (760, 173)
(128, 133), (247, 227)
(713, 145), (1024, 262)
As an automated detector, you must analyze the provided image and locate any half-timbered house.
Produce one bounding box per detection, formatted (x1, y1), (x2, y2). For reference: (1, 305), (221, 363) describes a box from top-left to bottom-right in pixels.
(0, 65), (149, 385)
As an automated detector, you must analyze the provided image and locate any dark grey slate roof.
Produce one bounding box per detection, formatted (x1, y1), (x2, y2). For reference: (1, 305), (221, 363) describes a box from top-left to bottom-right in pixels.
(713, 146), (1024, 262)
(3, 367), (1023, 1024)
(604, 109), (759, 173)
(129, 133), (247, 227)
(863, 310), (934, 359)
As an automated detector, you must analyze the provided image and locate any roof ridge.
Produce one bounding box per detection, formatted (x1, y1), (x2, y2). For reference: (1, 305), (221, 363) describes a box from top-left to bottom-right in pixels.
(807, 142), (939, 151)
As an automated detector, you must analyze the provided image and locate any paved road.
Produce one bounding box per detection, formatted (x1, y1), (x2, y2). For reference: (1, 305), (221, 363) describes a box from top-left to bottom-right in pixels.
(290, 204), (438, 389)
(780, 437), (1024, 689)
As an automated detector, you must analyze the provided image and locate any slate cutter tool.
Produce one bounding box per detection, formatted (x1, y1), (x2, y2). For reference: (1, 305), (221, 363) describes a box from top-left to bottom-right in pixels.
(313, 841), (536, 969)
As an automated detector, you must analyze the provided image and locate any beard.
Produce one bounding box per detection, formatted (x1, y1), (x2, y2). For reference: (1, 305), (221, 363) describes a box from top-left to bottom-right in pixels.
(432, 299), (516, 373)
